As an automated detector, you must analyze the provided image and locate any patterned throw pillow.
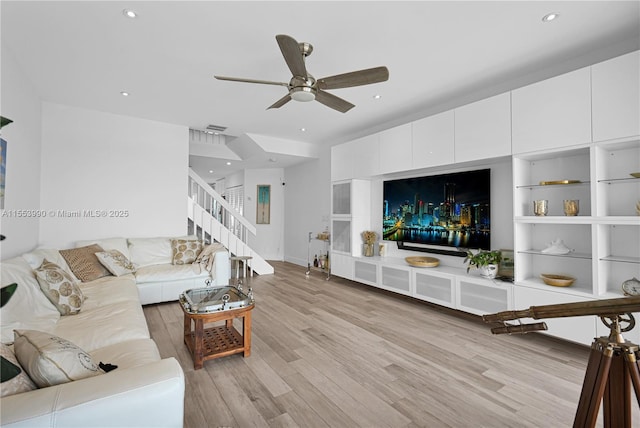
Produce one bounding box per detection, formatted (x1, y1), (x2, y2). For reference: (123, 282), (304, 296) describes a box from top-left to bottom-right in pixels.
(34, 259), (85, 315)
(59, 244), (111, 282)
(95, 250), (136, 276)
(170, 239), (203, 265)
(13, 330), (103, 388)
(1, 343), (37, 397)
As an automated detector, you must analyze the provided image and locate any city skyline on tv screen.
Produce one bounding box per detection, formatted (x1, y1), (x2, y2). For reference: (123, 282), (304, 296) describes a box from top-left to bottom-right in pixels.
(383, 169), (491, 250)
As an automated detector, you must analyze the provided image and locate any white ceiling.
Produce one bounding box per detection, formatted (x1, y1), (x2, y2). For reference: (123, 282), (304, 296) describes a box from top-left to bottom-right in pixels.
(2, 1), (639, 180)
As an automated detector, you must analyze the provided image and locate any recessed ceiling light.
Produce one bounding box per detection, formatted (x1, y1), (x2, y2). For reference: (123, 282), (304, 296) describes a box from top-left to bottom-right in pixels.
(542, 12), (559, 22)
(120, 91), (129, 96)
(300, 127), (306, 132)
(226, 162), (231, 166)
(209, 170), (214, 173)
(123, 9), (137, 19)
(373, 94), (382, 100)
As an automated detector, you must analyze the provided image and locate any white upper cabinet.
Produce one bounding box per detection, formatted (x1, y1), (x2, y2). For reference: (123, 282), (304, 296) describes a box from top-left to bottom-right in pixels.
(411, 110), (454, 169)
(592, 50), (640, 142)
(351, 133), (380, 178)
(512, 67), (591, 154)
(454, 93), (511, 162)
(331, 141), (353, 181)
(378, 123), (412, 174)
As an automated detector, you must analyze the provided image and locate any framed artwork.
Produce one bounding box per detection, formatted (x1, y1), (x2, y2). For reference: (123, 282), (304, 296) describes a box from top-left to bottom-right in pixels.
(256, 184), (270, 224)
(498, 249), (514, 279)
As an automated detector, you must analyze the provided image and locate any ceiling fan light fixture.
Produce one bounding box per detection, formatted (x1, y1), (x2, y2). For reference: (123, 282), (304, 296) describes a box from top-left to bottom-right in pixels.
(290, 86), (316, 102)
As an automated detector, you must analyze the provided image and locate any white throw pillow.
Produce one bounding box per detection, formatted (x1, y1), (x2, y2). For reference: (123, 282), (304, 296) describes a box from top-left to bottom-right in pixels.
(34, 259), (85, 315)
(13, 330), (103, 388)
(1, 343), (37, 397)
(1, 258), (60, 345)
(95, 250), (136, 276)
(127, 237), (173, 267)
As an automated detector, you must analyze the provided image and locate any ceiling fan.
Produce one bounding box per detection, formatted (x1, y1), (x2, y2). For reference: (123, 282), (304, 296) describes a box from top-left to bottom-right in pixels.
(214, 34), (389, 113)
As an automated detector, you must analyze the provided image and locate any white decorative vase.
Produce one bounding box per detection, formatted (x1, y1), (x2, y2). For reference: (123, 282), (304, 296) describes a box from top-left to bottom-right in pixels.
(480, 264), (498, 279)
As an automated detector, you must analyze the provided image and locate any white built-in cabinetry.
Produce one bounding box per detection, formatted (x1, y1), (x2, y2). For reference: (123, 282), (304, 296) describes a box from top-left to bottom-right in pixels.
(329, 50), (640, 346)
(454, 92), (511, 163)
(411, 111), (455, 169)
(511, 67), (592, 154)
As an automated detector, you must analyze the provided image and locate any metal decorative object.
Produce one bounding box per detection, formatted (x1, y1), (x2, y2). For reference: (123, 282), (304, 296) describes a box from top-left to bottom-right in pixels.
(214, 34), (389, 113)
(483, 296), (640, 428)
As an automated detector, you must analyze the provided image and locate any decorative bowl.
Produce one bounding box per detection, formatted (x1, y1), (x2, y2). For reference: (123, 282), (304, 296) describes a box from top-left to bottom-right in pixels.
(405, 256), (440, 268)
(540, 273), (575, 287)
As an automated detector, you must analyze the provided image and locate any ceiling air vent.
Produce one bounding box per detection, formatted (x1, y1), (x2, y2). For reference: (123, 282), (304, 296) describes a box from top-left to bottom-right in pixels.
(206, 124), (227, 133)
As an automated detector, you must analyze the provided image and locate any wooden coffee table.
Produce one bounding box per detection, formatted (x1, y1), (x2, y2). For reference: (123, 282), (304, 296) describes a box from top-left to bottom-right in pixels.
(179, 286), (255, 370)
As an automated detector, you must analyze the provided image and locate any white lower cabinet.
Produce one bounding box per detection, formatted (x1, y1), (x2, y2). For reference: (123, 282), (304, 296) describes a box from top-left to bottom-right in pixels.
(456, 277), (512, 316)
(329, 252), (353, 280)
(513, 286), (596, 346)
(413, 269), (456, 309)
(380, 264), (412, 296)
(353, 259), (378, 286)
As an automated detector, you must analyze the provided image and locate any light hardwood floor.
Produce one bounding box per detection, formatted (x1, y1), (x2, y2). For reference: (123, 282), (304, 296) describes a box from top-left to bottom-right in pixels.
(143, 261), (637, 428)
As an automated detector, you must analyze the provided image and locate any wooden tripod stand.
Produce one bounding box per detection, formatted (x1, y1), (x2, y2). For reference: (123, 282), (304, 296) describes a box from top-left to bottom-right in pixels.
(573, 316), (640, 428)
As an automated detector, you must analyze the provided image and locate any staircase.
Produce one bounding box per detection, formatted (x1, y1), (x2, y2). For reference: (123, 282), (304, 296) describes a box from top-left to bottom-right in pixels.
(187, 168), (273, 275)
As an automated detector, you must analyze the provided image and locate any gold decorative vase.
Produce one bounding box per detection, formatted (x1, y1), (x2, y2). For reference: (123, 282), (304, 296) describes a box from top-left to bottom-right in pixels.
(363, 243), (374, 257)
(563, 200), (579, 216)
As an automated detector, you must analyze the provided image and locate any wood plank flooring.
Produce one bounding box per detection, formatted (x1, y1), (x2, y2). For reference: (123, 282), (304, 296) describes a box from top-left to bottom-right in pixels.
(143, 261), (639, 428)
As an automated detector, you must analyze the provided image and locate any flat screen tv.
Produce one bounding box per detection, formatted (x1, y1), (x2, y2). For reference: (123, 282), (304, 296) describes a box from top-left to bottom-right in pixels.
(383, 169), (490, 253)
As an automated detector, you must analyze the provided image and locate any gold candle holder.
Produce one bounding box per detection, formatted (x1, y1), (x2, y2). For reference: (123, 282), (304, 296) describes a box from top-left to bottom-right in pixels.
(533, 200), (548, 216)
(563, 199), (579, 216)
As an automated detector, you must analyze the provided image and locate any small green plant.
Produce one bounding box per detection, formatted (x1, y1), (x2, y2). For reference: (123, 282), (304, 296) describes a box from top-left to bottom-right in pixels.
(463, 249), (502, 273)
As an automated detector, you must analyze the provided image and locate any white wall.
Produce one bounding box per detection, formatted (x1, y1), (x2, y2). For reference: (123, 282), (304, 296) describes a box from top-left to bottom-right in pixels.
(38, 102), (188, 248)
(283, 147), (331, 267)
(244, 168), (285, 261)
(0, 45), (42, 259)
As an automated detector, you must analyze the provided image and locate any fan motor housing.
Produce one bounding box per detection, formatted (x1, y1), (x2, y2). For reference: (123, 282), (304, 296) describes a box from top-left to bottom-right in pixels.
(289, 75), (316, 101)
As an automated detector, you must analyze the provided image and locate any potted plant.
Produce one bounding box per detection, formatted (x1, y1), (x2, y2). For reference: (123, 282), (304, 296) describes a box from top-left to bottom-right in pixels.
(464, 249), (502, 278)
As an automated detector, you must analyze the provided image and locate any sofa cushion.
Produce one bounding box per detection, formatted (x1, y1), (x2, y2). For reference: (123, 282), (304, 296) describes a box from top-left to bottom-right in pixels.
(134, 263), (210, 283)
(90, 339), (161, 371)
(75, 237), (131, 260)
(13, 330), (103, 388)
(22, 248), (79, 283)
(1, 258), (60, 345)
(78, 275), (139, 309)
(127, 237), (173, 267)
(34, 259), (85, 315)
(1, 343), (37, 397)
(171, 239), (203, 265)
(60, 244), (112, 282)
(53, 299), (150, 352)
(96, 250), (136, 276)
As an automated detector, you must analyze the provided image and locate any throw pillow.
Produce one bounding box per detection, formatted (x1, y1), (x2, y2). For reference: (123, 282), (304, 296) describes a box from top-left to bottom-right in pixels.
(59, 244), (111, 282)
(171, 239), (203, 265)
(34, 259), (85, 316)
(95, 250), (136, 276)
(0, 343), (37, 397)
(13, 330), (103, 388)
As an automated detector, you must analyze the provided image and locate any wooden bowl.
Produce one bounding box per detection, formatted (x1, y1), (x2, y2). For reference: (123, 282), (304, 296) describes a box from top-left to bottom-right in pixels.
(540, 273), (575, 287)
(405, 256), (440, 268)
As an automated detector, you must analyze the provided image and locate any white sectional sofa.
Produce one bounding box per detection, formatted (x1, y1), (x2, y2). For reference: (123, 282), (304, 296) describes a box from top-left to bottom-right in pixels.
(0, 236), (230, 427)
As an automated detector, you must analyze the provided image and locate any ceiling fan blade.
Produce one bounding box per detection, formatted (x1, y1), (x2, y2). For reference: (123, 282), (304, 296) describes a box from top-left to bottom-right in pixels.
(317, 66), (389, 90)
(276, 34), (307, 78)
(214, 75), (289, 87)
(267, 94), (292, 110)
(315, 90), (355, 113)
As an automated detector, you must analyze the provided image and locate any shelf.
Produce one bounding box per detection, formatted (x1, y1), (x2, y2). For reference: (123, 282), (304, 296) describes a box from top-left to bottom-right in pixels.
(515, 278), (593, 298)
(516, 181), (590, 189)
(600, 255), (640, 264)
(518, 249), (592, 260)
(597, 177), (640, 184)
(515, 216), (594, 224)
